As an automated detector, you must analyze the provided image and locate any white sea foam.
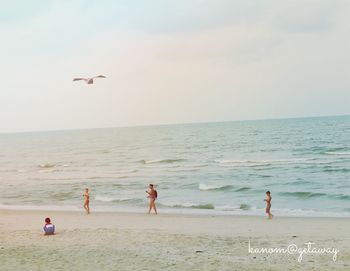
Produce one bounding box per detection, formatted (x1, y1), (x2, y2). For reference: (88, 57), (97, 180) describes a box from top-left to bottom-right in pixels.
(140, 159), (186, 164)
(199, 184), (221, 190)
(167, 168), (200, 172)
(198, 183), (234, 191)
(215, 158), (317, 167)
(95, 195), (116, 202)
(94, 195), (137, 203)
(325, 151), (350, 156)
(114, 169), (138, 174)
(161, 202), (215, 210)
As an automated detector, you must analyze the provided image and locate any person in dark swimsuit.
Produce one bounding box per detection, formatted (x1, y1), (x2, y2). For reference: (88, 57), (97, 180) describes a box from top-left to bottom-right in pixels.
(83, 188), (90, 214)
(146, 184), (158, 214)
(264, 191), (273, 219)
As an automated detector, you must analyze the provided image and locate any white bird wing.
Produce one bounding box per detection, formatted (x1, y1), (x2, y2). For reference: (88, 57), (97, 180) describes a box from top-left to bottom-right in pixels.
(93, 75), (106, 79)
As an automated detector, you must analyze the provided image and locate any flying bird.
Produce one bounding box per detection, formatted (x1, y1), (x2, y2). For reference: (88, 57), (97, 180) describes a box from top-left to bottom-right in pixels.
(73, 75), (106, 84)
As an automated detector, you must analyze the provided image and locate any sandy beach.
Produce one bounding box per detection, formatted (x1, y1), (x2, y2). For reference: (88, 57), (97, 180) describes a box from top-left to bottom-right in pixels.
(0, 210), (349, 271)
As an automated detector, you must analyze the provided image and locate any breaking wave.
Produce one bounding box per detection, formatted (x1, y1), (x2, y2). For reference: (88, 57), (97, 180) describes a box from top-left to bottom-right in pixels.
(139, 159), (186, 164)
(215, 158), (316, 167)
(198, 184), (234, 191)
(95, 195), (143, 204)
(280, 191), (327, 199)
(172, 203), (215, 210)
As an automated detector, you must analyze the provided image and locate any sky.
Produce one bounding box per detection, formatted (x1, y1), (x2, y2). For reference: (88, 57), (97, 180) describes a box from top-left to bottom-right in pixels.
(0, 0), (349, 133)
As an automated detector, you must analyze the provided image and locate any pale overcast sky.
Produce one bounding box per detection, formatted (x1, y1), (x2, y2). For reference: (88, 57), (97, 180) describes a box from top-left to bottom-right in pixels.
(0, 0), (349, 133)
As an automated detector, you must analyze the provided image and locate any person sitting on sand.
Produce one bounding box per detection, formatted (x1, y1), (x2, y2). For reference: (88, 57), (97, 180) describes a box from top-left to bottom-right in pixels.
(146, 184), (158, 214)
(83, 188), (90, 214)
(264, 191), (273, 219)
(43, 217), (55, 235)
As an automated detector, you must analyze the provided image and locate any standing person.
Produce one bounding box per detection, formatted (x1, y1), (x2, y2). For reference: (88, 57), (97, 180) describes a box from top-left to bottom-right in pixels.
(264, 191), (273, 219)
(146, 184), (158, 214)
(43, 217), (55, 235)
(83, 188), (90, 214)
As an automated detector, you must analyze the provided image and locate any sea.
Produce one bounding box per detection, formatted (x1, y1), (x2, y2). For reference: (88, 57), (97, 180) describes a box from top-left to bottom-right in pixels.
(0, 115), (349, 217)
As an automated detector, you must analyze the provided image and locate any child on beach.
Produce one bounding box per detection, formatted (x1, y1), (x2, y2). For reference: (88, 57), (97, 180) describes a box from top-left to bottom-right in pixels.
(83, 188), (90, 214)
(264, 191), (273, 219)
(43, 217), (55, 235)
(146, 184), (158, 214)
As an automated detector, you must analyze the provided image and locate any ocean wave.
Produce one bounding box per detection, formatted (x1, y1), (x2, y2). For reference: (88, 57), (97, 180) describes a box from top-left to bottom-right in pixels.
(37, 163), (76, 171)
(235, 187), (251, 192)
(297, 146), (348, 155)
(216, 160), (271, 167)
(248, 174), (272, 178)
(51, 192), (76, 200)
(95, 195), (142, 204)
(280, 191), (327, 199)
(329, 194), (350, 200)
(193, 184), (253, 192)
(114, 169), (138, 174)
(323, 168), (350, 173)
(198, 183), (234, 191)
(139, 159), (186, 164)
(283, 180), (313, 186)
(191, 164), (208, 168)
(325, 151), (350, 156)
(115, 175), (129, 179)
(214, 204), (252, 211)
(172, 203), (215, 210)
(302, 160), (335, 165)
(239, 203), (251, 210)
(215, 158), (313, 167)
(88, 176), (107, 180)
(167, 168), (200, 172)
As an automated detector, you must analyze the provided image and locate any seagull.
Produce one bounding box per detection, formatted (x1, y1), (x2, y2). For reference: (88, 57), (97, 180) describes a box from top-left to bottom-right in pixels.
(73, 75), (106, 84)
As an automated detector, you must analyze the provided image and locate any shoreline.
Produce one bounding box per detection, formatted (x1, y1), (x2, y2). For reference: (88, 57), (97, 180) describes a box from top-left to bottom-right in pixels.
(0, 204), (349, 219)
(3, 208), (350, 218)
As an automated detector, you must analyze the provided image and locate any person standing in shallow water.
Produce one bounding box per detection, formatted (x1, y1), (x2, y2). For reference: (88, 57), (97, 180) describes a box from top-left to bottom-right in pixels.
(264, 191), (273, 219)
(146, 184), (158, 214)
(83, 188), (90, 214)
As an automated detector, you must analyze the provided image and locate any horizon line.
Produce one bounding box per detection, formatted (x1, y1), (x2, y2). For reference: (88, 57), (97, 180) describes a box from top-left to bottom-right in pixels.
(1, 113), (349, 135)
